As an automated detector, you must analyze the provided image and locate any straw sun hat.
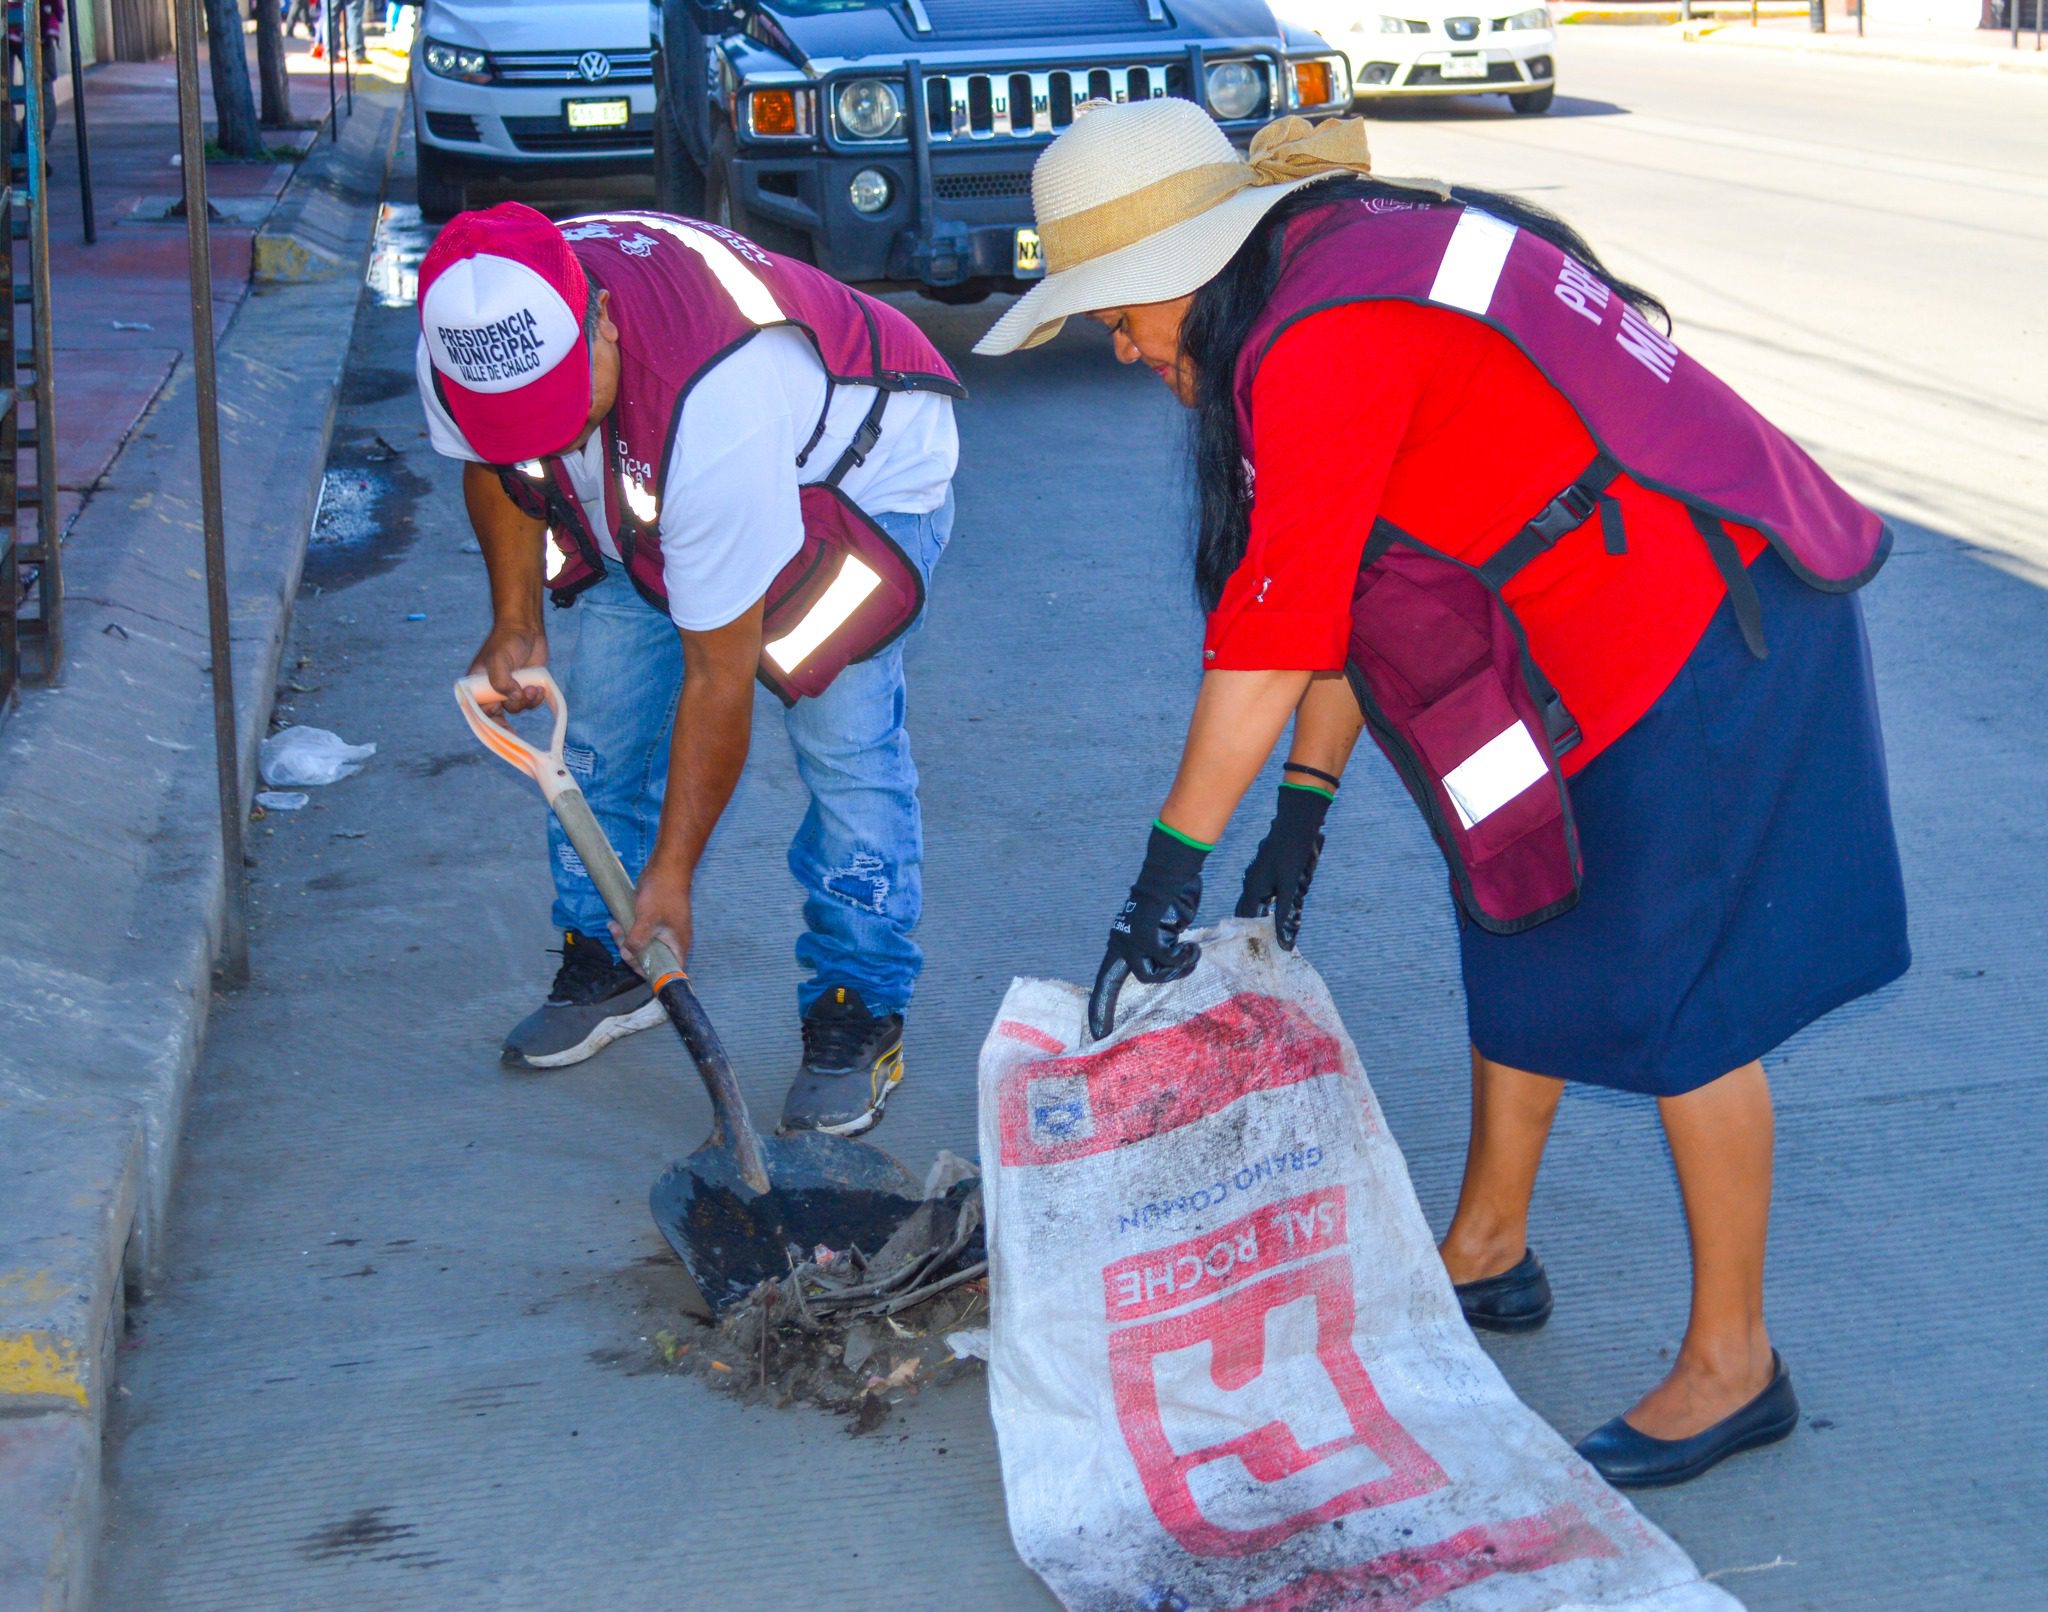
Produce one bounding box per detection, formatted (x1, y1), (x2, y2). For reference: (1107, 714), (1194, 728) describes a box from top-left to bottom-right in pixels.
(975, 98), (1445, 358)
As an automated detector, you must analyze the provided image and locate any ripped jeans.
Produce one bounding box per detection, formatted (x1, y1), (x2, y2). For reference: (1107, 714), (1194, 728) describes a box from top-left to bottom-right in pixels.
(548, 492), (952, 1018)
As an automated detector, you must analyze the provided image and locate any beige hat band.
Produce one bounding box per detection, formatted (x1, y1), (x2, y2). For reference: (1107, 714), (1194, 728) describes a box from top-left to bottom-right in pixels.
(1034, 113), (1452, 280)
(1039, 160), (1258, 274)
(973, 104), (1454, 357)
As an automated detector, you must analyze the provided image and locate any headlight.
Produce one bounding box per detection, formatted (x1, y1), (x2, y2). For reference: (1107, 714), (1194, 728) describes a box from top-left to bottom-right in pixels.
(837, 78), (904, 140)
(1205, 61), (1266, 121)
(422, 38), (491, 84)
(1379, 15), (1417, 32)
(849, 169), (892, 214)
(1505, 6), (1551, 26)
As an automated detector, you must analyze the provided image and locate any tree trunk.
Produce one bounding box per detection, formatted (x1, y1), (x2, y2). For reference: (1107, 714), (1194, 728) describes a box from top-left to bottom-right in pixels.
(254, 0), (292, 128)
(203, 0), (264, 157)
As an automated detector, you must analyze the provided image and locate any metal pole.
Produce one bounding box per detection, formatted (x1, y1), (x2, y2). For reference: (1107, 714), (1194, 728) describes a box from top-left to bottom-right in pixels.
(66, 6), (92, 243)
(342, 0), (352, 113)
(172, 0), (250, 985)
(2015, 0), (2022, 47)
(326, 0), (337, 139)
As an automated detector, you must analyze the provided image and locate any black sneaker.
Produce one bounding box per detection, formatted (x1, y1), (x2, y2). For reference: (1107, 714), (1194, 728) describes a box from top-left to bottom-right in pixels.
(779, 985), (904, 1136)
(500, 930), (665, 1070)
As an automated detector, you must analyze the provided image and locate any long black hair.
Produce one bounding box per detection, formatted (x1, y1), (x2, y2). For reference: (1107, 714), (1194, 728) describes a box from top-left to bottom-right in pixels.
(1182, 176), (1669, 613)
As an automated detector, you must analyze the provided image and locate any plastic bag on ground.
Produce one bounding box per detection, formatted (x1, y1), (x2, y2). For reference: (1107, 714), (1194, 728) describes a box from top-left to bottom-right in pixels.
(259, 725), (376, 787)
(977, 918), (1741, 1612)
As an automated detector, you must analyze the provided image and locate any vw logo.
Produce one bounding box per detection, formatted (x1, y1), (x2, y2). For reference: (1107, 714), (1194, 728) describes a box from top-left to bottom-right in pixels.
(576, 51), (612, 83)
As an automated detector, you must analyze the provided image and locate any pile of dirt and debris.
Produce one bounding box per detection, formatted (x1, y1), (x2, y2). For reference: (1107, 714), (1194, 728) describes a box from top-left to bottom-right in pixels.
(652, 1154), (990, 1434)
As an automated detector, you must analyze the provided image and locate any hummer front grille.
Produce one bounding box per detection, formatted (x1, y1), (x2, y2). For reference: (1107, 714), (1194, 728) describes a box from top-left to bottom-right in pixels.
(922, 63), (1190, 142)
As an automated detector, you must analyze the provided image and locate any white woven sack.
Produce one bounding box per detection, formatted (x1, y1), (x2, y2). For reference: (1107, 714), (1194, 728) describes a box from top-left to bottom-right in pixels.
(977, 918), (1742, 1612)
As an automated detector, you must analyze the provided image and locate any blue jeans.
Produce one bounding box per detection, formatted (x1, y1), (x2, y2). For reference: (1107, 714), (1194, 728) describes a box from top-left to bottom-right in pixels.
(547, 491), (952, 1018)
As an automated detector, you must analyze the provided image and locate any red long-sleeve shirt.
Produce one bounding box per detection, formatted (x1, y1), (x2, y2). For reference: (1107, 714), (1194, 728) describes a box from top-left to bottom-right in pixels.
(1202, 301), (1765, 773)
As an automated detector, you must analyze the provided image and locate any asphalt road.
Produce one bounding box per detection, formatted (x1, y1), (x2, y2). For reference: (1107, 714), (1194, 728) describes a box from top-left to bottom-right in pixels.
(96, 30), (2048, 1611)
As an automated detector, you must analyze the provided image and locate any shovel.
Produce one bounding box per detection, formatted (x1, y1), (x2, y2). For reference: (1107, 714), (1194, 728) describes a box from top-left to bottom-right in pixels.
(455, 668), (919, 1317)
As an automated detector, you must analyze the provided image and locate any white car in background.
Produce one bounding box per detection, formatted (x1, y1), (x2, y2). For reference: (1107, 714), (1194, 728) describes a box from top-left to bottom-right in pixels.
(1287, 1), (1558, 114)
(409, 0), (658, 219)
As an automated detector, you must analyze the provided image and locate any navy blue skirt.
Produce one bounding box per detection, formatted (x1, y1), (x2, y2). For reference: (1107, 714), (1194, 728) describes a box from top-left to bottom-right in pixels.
(1460, 549), (1910, 1096)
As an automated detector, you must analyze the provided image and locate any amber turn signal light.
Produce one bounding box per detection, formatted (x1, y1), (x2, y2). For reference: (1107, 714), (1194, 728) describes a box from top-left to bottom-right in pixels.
(750, 88), (800, 136)
(1292, 61), (1334, 106)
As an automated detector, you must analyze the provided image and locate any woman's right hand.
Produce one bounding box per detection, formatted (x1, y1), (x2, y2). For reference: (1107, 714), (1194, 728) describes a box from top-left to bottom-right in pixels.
(1234, 783), (1334, 951)
(468, 621), (549, 715)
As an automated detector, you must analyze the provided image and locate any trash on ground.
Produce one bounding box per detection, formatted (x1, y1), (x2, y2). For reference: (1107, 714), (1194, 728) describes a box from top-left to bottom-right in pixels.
(254, 791), (309, 812)
(979, 918), (1740, 1612)
(652, 1152), (988, 1434)
(111, 319), (154, 331)
(259, 726), (376, 787)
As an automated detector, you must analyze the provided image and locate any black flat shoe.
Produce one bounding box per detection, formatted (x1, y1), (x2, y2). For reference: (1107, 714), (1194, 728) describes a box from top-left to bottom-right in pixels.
(1452, 1248), (1553, 1334)
(1576, 1352), (1800, 1489)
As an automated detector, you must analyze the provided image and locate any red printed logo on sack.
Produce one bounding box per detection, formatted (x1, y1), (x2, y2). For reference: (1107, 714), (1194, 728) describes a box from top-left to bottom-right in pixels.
(996, 995), (1346, 1167)
(1107, 1192), (1447, 1558)
(1103, 1188), (1346, 1323)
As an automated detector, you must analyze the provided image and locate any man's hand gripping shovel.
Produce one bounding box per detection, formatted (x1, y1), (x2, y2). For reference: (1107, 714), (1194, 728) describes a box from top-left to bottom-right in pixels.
(456, 669), (918, 1317)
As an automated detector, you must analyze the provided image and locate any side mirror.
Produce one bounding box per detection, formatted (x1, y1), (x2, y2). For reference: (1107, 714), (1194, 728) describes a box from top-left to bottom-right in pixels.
(680, 1), (743, 33)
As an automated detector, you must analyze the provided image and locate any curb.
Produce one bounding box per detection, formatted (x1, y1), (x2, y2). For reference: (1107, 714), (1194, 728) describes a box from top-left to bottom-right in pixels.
(1682, 20), (2048, 71)
(0, 79), (405, 1612)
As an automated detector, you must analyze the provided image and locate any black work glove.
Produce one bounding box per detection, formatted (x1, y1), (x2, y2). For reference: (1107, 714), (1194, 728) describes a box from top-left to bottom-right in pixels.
(1234, 784), (1333, 951)
(1088, 824), (1209, 1041)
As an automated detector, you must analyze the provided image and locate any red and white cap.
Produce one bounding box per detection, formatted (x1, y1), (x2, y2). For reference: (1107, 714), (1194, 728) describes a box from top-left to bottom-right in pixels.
(418, 202), (593, 464)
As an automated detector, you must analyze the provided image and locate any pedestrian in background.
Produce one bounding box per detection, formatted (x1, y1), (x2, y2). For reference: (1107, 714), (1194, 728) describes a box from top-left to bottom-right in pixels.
(979, 100), (1909, 1491)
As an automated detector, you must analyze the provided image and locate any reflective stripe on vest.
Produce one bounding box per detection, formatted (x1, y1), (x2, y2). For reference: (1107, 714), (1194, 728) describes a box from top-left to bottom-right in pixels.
(1427, 207), (1517, 316)
(569, 211), (784, 329)
(765, 555), (885, 675)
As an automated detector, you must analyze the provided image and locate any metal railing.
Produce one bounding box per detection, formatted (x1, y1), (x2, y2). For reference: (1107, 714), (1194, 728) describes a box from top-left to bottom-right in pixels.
(0, 0), (58, 709)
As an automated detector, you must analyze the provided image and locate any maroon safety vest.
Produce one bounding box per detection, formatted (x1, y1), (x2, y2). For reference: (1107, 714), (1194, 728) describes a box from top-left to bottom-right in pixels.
(493, 211), (963, 704)
(1233, 198), (1890, 933)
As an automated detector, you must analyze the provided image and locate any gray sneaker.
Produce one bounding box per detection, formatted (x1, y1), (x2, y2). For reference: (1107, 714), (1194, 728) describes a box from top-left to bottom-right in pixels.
(501, 930), (666, 1070)
(779, 985), (905, 1136)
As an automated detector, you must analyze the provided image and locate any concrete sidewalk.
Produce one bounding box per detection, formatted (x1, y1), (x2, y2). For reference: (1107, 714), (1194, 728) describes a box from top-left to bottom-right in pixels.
(0, 43), (406, 1612)
(1556, 7), (2048, 73)
(1684, 14), (2048, 72)
(40, 39), (402, 544)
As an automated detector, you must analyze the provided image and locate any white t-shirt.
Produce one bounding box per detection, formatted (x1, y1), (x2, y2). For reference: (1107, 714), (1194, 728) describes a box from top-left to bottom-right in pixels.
(417, 325), (957, 631)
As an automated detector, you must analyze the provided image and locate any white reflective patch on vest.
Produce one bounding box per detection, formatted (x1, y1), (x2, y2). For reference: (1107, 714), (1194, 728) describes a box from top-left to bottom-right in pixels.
(765, 555), (883, 674)
(1442, 721), (1548, 831)
(621, 477), (657, 523)
(1428, 208), (1518, 316)
(515, 459), (546, 480)
(571, 211), (784, 327)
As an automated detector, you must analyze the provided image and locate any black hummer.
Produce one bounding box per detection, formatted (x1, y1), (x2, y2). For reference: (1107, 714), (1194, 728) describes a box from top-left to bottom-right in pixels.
(650, 1), (1352, 301)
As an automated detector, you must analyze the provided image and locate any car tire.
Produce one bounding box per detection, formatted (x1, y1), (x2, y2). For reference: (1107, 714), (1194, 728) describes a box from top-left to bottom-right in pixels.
(1510, 85), (1556, 115)
(417, 140), (468, 222)
(653, 88), (708, 218)
(705, 125), (813, 260)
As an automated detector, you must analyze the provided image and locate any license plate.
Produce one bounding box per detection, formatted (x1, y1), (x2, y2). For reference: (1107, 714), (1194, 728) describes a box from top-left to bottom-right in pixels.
(565, 97), (632, 130)
(1014, 226), (1044, 278)
(1440, 54), (1488, 80)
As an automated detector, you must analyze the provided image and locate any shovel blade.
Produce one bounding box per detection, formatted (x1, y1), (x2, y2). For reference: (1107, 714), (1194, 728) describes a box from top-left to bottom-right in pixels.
(649, 1130), (921, 1318)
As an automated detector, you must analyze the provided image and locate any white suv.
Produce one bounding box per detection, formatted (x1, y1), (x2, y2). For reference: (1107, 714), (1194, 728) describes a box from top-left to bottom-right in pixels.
(410, 0), (658, 219)
(1291, 1), (1558, 114)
